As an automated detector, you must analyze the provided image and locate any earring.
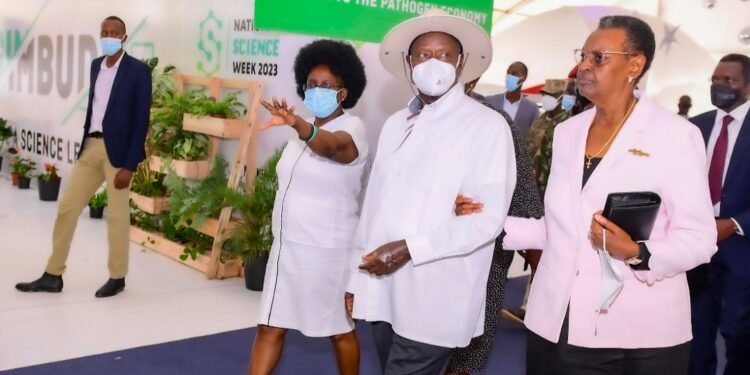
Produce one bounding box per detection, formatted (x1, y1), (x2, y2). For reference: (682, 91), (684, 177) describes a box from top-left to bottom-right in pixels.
(627, 76), (634, 84)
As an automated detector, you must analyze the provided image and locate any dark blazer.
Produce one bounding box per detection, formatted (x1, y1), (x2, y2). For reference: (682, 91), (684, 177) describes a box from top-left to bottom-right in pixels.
(691, 107), (750, 277)
(79, 52), (151, 171)
(484, 93), (540, 140)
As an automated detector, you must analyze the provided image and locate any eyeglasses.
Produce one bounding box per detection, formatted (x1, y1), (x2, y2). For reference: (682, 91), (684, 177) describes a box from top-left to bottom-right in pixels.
(574, 49), (634, 66)
(303, 82), (342, 91)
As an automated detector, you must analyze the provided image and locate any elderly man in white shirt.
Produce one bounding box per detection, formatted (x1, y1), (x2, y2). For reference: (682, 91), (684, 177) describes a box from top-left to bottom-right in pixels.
(344, 9), (516, 375)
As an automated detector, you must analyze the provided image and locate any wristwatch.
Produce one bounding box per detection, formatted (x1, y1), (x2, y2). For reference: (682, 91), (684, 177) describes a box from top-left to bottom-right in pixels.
(625, 242), (646, 266)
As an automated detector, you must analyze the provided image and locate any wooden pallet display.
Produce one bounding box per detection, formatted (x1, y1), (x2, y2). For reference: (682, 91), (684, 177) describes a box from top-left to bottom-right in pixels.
(131, 74), (264, 279)
(129, 191), (169, 214)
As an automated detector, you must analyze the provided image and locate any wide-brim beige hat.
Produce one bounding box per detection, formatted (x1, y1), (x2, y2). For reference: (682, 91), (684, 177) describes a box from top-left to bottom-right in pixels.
(380, 9), (493, 82)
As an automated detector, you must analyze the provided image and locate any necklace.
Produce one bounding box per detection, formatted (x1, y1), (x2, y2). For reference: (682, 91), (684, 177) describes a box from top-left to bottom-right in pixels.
(585, 97), (637, 169)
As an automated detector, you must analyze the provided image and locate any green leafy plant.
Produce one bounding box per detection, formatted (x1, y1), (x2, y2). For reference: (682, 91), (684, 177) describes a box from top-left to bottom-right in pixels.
(143, 57), (160, 73)
(0, 118), (14, 152)
(131, 161), (167, 197)
(167, 135), (210, 161)
(187, 92), (246, 119)
(142, 57), (177, 105)
(10, 156), (37, 178)
(149, 91), (210, 161)
(130, 201), (161, 232)
(163, 149), (284, 264)
(222, 147), (283, 265)
(129, 203), (214, 261)
(164, 155), (230, 229)
(88, 189), (108, 209)
(176, 230), (214, 261)
(148, 89), (243, 161)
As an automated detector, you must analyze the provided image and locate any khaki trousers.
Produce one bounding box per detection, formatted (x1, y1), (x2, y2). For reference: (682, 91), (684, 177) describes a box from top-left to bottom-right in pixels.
(46, 138), (131, 278)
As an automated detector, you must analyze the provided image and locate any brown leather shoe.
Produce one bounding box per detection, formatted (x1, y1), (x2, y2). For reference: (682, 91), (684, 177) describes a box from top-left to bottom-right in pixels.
(500, 307), (526, 326)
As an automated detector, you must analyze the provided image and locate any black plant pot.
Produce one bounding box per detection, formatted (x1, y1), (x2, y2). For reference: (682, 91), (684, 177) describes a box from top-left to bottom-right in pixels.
(89, 206), (104, 219)
(17, 177), (31, 189)
(0, 155), (3, 173)
(38, 178), (61, 201)
(244, 254), (269, 291)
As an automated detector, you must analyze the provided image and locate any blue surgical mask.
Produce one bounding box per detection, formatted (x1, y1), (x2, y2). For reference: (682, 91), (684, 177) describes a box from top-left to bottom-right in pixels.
(561, 94), (576, 111)
(304, 88), (341, 118)
(100, 37), (123, 56)
(505, 74), (522, 92)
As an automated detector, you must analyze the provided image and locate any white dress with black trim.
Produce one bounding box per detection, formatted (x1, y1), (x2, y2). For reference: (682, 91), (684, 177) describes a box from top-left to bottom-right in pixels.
(257, 113), (369, 337)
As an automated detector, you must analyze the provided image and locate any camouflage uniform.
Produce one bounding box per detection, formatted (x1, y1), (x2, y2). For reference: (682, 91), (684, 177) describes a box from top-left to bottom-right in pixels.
(526, 110), (570, 196)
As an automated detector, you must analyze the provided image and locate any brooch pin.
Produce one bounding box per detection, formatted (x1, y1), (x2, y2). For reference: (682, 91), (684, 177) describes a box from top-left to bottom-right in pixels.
(628, 148), (650, 157)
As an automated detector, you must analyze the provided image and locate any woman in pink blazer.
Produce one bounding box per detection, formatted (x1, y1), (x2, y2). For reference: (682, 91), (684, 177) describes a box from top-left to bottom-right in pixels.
(460, 16), (716, 375)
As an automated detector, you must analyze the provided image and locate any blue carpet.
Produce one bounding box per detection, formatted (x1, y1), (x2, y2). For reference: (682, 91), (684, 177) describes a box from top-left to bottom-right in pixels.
(0, 278), (524, 374)
(1, 274), (728, 374)
(3, 274), (730, 375)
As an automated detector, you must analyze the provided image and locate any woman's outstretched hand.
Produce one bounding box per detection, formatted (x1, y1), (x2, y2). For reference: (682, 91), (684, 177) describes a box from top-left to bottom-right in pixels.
(259, 97), (298, 130)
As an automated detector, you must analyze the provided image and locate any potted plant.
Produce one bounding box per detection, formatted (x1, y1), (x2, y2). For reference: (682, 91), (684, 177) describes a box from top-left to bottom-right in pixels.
(149, 91), (211, 178)
(6, 147), (19, 185)
(222, 148), (282, 291)
(0, 118), (14, 173)
(189, 91), (246, 119)
(37, 163), (62, 201)
(130, 160), (169, 214)
(183, 91), (247, 138)
(88, 189), (107, 219)
(11, 156), (36, 189)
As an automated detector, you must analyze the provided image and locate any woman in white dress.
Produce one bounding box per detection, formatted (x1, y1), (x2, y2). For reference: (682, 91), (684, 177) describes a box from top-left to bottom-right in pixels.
(247, 39), (368, 375)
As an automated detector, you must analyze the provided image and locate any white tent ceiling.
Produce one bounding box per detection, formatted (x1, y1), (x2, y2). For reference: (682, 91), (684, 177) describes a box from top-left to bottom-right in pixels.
(481, 5), (718, 114)
(491, 0), (750, 57)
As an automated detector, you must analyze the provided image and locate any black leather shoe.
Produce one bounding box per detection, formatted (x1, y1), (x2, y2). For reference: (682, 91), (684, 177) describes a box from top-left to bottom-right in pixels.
(95, 278), (125, 298)
(15, 272), (63, 293)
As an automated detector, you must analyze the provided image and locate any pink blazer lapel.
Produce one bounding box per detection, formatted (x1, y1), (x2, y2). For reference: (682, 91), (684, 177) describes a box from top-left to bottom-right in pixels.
(581, 98), (652, 194)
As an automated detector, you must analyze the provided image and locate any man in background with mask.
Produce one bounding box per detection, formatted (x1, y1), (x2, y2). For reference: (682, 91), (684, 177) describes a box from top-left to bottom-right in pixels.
(15, 16), (151, 298)
(486, 61), (539, 140)
(345, 9), (516, 374)
(688, 53), (750, 375)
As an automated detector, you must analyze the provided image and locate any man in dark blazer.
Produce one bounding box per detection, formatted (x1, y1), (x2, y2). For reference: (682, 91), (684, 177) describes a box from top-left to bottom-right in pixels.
(485, 61), (540, 140)
(688, 53), (750, 375)
(15, 16), (151, 298)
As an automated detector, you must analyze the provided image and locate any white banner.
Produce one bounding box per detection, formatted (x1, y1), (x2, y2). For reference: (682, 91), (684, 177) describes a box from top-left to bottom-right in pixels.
(0, 0), (412, 177)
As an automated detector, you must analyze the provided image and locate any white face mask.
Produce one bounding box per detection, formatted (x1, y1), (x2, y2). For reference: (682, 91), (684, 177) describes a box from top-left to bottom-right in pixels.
(540, 94), (559, 111)
(598, 230), (624, 312)
(411, 58), (458, 97)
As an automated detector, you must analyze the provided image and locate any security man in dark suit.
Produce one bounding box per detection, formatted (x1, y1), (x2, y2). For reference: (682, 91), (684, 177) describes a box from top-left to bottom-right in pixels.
(16, 16), (151, 298)
(688, 53), (750, 375)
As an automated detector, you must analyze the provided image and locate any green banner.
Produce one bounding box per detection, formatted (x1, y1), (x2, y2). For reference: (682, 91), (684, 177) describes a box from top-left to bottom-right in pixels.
(254, 0), (493, 43)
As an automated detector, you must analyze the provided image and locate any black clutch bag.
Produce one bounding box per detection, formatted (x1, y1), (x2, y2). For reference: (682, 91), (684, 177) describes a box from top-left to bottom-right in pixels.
(602, 192), (662, 242)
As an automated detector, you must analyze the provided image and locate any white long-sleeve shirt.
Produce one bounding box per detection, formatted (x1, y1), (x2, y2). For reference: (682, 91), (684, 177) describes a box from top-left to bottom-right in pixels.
(348, 85), (516, 348)
(89, 52), (124, 134)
